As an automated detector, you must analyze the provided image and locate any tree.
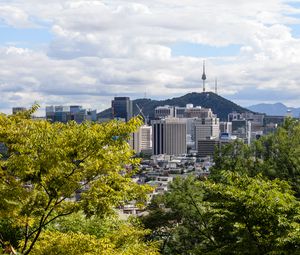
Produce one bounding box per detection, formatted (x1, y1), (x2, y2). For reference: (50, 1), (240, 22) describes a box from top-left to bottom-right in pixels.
(203, 172), (300, 254)
(212, 139), (260, 177)
(143, 174), (300, 254)
(30, 212), (159, 255)
(0, 108), (151, 254)
(257, 118), (300, 194)
(211, 117), (300, 196)
(142, 176), (212, 255)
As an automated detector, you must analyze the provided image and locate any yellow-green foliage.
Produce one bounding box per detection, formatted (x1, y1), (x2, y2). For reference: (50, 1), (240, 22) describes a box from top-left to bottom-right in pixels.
(29, 212), (160, 255)
(0, 108), (152, 254)
(31, 224), (160, 255)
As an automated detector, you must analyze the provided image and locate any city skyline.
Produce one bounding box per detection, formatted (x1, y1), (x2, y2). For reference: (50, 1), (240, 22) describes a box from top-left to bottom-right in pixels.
(1, 0), (300, 115)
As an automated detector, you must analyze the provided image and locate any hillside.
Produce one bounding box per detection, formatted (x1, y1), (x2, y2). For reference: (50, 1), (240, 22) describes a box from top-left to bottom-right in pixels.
(98, 92), (252, 121)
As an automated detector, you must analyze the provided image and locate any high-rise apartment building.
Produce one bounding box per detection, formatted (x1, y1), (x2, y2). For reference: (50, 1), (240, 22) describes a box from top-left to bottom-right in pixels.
(152, 118), (186, 155)
(112, 97), (133, 121)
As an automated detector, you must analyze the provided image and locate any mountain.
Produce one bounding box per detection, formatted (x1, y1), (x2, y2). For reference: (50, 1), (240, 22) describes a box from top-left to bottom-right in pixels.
(247, 103), (300, 117)
(98, 92), (252, 121)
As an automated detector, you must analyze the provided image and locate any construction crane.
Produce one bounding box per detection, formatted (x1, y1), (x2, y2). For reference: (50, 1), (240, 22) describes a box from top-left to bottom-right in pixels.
(136, 103), (148, 124)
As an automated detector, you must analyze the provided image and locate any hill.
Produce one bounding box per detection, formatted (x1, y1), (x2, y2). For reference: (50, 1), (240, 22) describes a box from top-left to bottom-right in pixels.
(247, 103), (300, 117)
(98, 92), (252, 121)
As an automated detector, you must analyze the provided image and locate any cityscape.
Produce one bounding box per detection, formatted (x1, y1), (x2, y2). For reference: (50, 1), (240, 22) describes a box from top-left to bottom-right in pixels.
(12, 93), (286, 157)
(3, 92), (296, 254)
(9, 91), (289, 204)
(1, 0), (300, 254)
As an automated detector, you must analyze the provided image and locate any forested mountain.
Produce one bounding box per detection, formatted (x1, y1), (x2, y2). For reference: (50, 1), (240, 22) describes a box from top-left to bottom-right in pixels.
(98, 92), (251, 121)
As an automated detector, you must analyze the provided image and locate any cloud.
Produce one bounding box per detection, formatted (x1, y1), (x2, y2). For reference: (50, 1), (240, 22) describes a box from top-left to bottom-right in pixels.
(0, 5), (34, 28)
(0, 0), (300, 115)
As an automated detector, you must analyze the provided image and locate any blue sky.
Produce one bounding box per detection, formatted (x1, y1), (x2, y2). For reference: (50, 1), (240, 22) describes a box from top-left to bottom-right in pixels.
(0, 0), (300, 114)
(170, 42), (241, 58)
(0, 25), (52, 48)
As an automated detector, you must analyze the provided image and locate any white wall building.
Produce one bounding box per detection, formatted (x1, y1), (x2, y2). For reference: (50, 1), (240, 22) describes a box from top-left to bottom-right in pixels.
(130, 125), (152, 153)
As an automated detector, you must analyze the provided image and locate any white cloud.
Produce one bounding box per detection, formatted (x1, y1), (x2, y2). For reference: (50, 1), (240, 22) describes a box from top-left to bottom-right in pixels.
(0, 5), (34, 28)
(0, 0), (300, 114)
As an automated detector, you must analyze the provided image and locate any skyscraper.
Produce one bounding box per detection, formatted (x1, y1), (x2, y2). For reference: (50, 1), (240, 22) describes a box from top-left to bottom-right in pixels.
(152, 118), (186, 155)
(112, 97), (133, 122)
(192, 115), (220, 150)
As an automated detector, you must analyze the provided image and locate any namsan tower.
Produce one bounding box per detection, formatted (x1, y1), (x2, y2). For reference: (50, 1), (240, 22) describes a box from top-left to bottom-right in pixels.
(201, 60), (206, 92)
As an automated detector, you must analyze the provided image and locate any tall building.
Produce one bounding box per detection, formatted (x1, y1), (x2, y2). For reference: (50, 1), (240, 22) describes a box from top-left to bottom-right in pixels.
(174, 106), (186, 118)
(231, 119), (248, 139)
(220, 121), (232, 134)
(155, 104), (215, 119)
(228, 111), (266, 142)
(228, 111), (243, 122)
(193, 116), (220, 150)
(46, 105), (96, 123)
(112, 97), (133, 121)
(197, 139), (220, 158)
(154, 105), (174, 119)
(46, 106), (70, 122)
(152, 118), (187, 155)
(130, 125), (152, 154)
(185, 106), (214, 118)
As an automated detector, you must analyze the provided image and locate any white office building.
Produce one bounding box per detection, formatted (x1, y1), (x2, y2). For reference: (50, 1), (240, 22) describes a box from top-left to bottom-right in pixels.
(131, 125), (152, 153)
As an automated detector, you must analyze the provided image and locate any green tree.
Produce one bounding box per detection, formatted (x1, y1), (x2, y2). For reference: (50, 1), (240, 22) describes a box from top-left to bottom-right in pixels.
(257, 118), (300, 193)
(203, 172), (300, 254)
(212, 117), (300, 195)
(143, 174), (300, 254)
(0, 109), (151, 254)
(212, 139), (260, 177)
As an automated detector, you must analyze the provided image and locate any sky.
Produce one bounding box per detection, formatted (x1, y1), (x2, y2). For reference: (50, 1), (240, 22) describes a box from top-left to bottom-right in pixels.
(1, 0), (300, 115)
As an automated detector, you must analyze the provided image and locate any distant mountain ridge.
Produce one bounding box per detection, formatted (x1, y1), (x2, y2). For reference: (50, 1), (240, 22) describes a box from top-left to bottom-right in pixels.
(247, 103), (300, 117)
(98, 92), (252, 121)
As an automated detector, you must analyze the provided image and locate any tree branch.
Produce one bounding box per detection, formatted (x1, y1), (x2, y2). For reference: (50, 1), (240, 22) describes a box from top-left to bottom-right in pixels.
(186, 192), (217, 246)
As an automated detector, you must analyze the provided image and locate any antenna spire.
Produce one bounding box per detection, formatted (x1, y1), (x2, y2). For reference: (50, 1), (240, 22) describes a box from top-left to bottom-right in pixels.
(201, 60), (206, 92)
(215, 77), (218, 94)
